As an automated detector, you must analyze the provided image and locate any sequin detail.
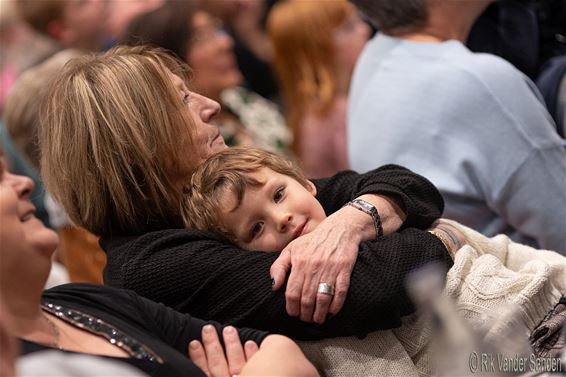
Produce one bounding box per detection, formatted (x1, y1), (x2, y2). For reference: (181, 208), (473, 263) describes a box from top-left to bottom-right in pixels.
(42, 302), (162, 363)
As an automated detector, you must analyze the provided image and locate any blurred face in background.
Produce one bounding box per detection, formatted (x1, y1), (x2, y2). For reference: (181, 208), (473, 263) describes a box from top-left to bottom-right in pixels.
(198, 0), (243, 22)
(61, 0), (109, 50)
(332, 8), (370, 77)
(185, 11), (243, 101)
(106, 0), (164, 41)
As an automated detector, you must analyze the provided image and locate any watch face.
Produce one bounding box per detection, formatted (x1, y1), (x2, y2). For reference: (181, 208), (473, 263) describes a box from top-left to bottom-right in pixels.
(354, 199), (375, 213)
(349, 199), (383, 238)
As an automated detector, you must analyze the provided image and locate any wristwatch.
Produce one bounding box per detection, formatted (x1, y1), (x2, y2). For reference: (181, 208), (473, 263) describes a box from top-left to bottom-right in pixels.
(345, 198), (384, 239)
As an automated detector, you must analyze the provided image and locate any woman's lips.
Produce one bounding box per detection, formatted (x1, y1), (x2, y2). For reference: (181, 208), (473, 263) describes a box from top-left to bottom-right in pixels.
(210, 131), (223, 145)
(20, 207), (36, 221)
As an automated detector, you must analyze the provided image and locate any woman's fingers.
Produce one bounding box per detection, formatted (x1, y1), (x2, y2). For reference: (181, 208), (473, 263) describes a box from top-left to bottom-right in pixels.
(328, 270), (352, 315)
(244, 340), (259, 360)
(312, 289), (333, 324)
(278, 216), (360, 322)
(284, 262), (306, 317)
(188, 340), (211, 377)
(201, 325), (230, 377)
(190, 325), (255, 377)
(222, 326), (246, 376)
(270, 249), (291, 291)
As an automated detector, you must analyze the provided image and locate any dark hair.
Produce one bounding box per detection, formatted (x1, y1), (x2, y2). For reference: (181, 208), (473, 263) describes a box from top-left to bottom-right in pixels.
(349, 0), (427, 35)
(121, 1), (197, 60)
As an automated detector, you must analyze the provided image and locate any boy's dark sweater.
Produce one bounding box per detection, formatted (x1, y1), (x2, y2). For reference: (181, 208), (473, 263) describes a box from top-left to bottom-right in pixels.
(102, 165), (453, 340)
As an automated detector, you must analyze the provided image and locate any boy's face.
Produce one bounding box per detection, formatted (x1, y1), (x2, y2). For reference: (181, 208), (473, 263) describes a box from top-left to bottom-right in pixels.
(219, 168), (327, 252)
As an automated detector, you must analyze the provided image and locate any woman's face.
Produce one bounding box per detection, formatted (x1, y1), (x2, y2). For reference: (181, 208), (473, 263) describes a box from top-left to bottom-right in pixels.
(0, 159), (58, 293)
(169, 73), (227, 178)
(185, 11), (243, 100)
(333, 9), (370, 75)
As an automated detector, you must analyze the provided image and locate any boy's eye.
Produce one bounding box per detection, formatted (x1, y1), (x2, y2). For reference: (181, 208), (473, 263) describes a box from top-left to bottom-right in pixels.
(274, 188), (285, 203)
(250, 222), (264, 239)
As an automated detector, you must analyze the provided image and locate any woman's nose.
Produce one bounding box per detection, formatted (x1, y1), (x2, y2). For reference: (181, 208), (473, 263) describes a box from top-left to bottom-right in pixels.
(7, 173), (35, 199)
(194, 93), (221, 122)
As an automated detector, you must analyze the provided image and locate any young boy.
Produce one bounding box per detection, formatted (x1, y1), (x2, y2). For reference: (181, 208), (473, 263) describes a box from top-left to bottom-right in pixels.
(181, 147), (463, 253)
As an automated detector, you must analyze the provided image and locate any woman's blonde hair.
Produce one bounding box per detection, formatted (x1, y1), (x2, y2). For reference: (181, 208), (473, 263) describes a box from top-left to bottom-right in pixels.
(40, 45), (197, 236)
(268, 0), (351, 155)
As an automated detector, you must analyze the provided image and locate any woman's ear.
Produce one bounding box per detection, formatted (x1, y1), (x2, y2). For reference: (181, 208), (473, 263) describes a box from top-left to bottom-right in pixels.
(306, 180), (317, 196)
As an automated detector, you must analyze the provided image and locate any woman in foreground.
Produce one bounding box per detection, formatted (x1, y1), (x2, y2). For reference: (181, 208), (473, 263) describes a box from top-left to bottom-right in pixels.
(40, 45), (453, 337)
(0, 155), (318, 377)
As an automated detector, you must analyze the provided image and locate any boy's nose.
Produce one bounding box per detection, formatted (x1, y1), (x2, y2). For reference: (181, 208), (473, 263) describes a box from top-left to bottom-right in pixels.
(276, 213), (293, 233)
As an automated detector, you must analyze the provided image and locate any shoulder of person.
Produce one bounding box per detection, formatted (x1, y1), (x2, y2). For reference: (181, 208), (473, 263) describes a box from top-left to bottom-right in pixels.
(447, 48), (529, 90)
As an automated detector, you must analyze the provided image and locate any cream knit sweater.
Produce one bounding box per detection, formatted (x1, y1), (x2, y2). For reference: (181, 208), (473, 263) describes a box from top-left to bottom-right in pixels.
(299, 220), (566, 377)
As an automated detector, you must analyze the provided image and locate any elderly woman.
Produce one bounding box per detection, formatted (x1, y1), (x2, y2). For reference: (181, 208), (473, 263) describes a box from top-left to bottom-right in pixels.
(121, 1), (293, 158)
(0, 155), (318, 377)
(39, 46), (452, 337)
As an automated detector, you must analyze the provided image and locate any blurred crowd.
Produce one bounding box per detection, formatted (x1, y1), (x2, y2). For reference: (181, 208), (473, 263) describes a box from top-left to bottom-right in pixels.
(0, 0), (565, 375)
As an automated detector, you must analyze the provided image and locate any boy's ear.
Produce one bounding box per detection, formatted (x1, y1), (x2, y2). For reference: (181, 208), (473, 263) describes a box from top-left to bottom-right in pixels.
(306, 180), (317, 196)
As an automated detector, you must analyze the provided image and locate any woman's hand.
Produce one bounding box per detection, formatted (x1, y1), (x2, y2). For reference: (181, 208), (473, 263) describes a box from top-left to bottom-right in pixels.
(270, 194), (407, 324)
(427, 220), (466, 258)
(189, 325), (258, 377)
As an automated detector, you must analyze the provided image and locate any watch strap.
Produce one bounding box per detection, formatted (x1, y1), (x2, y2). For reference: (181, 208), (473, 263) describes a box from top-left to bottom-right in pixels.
(345, 198), (384, 239)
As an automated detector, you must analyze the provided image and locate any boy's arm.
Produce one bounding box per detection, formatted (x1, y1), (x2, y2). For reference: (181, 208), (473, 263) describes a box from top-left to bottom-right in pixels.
(270, 164), (444, 323)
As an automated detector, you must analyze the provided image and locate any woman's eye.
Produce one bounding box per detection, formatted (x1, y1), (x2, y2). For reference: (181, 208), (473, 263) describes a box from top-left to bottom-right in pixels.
(250, 222), (264, 238)
(182, 93), (190, 104)
(274, 188), (285, 202)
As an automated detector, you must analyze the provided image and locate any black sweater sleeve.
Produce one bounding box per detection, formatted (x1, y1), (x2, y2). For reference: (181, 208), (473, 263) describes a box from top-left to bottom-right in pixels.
(313, 165), (444, 229)
(103, 229), (451, 340)
(102, 165), (448, 340)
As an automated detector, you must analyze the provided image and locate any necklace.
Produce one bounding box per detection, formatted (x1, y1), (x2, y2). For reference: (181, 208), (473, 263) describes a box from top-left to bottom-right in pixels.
(43, 314), (63, 350)
(42, 302), (162, 362)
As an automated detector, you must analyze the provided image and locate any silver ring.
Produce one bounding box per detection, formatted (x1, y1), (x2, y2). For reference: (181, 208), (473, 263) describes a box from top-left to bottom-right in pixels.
(318, 283), (335, 296)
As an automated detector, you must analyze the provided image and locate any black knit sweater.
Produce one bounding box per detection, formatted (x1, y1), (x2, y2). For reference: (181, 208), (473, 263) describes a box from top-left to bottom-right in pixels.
(102, 165), (453, 340)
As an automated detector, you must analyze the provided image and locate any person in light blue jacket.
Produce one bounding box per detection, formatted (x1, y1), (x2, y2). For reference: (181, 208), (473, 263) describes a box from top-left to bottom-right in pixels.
(348, 0), (566, 254)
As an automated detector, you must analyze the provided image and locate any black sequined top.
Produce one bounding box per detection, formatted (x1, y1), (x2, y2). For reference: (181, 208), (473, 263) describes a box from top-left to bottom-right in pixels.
(19, 284), (268, 377)
(42, 302), (162, 362)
